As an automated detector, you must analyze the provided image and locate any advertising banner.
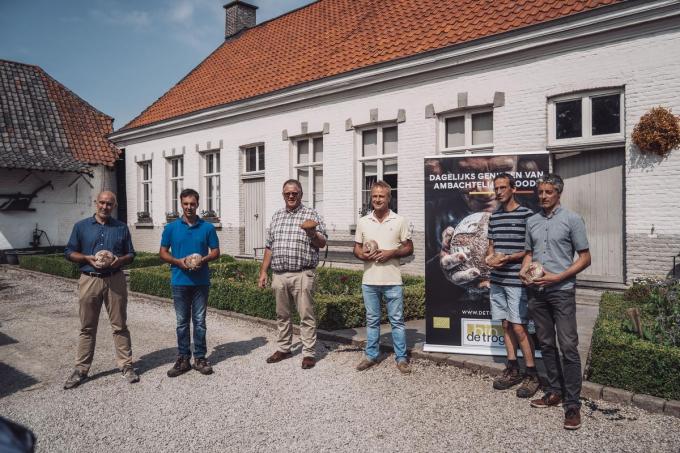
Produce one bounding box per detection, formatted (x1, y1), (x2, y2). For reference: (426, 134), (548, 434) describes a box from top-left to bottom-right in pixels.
(423, 153), (550, 355)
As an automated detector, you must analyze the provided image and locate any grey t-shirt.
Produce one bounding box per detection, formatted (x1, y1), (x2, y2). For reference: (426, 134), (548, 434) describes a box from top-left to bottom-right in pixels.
(525, 205), (589, 290)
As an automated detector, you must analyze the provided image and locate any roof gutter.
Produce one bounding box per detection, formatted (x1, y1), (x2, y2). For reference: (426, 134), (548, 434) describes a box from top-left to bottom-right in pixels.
(109, 0), (680, 145)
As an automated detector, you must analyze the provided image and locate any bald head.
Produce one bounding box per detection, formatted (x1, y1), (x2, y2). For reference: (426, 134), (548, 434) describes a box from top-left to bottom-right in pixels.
(97, 191), (118, 206)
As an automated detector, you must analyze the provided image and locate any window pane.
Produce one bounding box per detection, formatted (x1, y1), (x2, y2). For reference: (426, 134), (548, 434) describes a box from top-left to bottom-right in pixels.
(472, 111), (493, 145)
(206, 154), (214, 174)
(591, 94), (620, 135)
(313, 137), (323, 162)
(298, 168), (309, 205)
(258, 145), (265, 170)
(179, 158), (183, 177)
(297, 140), (309, 164)
(446, 117), (465, 148)
(246, 148), (256, 172)
(383, 126), (398, 155)
(143, 163), (150, 181)
(313, 169), (323, 211)
(362, 161), (377, 214)
(362, 130), (377, 157)
(555, 99), (582, 139)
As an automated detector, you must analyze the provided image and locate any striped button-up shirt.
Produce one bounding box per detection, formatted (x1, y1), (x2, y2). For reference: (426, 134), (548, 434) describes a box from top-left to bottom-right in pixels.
(265, 204), (327, 273)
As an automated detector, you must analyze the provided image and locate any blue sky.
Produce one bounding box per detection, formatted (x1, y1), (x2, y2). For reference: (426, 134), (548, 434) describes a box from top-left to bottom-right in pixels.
(0, 0), (315, 129)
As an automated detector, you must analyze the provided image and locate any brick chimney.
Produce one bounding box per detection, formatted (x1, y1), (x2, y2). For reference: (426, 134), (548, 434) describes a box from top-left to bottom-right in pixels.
(223, 1), (257, 40)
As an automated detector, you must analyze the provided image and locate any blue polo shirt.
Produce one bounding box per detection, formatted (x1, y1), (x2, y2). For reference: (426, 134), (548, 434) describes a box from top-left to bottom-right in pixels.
(161, 217), (219, 286)
(65, 215), (135, 273)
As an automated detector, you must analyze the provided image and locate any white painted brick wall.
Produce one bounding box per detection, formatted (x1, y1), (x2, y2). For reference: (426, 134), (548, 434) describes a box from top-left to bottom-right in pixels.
(123, 28), (680, 278)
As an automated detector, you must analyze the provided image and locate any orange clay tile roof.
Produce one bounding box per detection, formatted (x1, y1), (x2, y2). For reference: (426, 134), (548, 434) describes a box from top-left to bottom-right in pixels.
(1, 59), (119, 172)
(123, 0), (622, 131)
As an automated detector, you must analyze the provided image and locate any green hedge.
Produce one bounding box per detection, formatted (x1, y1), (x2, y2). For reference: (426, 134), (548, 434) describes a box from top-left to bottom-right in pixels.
(19, 251), (175, 278)
(129, 260), (425, 331)
(588, 292), (680, 400)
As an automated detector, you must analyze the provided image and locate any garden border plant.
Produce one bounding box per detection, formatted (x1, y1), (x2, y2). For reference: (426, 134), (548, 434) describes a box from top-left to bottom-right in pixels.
(588, 279), (680, 400)
(129, 259), (425, 331)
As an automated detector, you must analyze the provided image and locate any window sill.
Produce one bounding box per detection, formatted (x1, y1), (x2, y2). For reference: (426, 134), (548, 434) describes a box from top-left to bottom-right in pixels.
(440, 144), (494, 154)
(547, 138), (625, 153)
(135, 222), (154, 229)
(241, 171), (265, 180)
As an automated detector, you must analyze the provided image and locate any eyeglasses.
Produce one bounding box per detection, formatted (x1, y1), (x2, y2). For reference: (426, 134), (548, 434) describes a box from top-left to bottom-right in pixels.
(283, 192), (300, 197)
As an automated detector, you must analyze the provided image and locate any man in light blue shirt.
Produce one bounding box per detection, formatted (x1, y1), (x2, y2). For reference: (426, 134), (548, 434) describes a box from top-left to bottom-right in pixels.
(160, 188), (220, 377)
(520, 174), (590, 431)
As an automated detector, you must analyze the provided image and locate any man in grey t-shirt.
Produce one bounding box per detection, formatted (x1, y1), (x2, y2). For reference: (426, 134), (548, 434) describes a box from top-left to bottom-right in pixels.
(520, 174), (591, 431)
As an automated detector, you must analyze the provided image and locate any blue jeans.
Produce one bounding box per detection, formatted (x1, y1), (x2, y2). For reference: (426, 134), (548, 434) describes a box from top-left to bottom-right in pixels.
(171, 285), (209, 359)
(362, 284), (407, 362)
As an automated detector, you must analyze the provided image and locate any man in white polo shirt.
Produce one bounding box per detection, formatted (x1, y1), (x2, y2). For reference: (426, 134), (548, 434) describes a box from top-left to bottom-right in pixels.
(353, 181), (414, 373)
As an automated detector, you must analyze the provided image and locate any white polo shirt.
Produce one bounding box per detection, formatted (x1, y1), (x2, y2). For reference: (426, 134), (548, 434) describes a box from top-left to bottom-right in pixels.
(354, 210), (411, 285)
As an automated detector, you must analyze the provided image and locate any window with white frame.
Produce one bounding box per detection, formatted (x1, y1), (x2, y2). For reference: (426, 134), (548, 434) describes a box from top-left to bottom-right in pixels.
(139, 161), (152, 215)
(168, 157), (183, 214)
(244, 144), (265, 174)
(295, 137), (323, 211)
(204, 151), (220, 217)
(441, 108), (493, 152)
(359, 126), (398, 214)
(548, 89), (624, 146)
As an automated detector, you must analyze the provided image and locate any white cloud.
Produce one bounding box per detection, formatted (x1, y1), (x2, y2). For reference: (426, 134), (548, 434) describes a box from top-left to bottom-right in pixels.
(90, 9), (151, 29)
(168, 1), (194, 23)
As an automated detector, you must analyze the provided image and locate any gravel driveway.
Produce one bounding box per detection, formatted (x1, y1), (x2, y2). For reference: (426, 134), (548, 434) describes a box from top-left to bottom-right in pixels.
(1, 266), (679, 452)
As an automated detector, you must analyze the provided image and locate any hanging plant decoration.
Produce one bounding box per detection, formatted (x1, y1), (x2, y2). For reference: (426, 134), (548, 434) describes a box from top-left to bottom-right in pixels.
(631, 106), (680, 157)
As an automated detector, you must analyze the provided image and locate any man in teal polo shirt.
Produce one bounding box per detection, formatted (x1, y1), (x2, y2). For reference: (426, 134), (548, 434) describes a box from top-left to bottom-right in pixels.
(160, 188), (220, 377)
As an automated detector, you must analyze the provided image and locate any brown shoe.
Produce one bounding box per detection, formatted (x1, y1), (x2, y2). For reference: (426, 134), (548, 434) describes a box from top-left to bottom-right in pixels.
(355, 358), (377, 371)
(167, 356), (191, 378)
(266, 350), (292, 364)
(193, 357), (213, 375)
(396, 360), (412, 374)
(301, 357), (316, 369)
(492, 365), (522, 390)
(564, 407), (582, 430)
(530, 392), (563, 408)
(516, 373), (541, 398)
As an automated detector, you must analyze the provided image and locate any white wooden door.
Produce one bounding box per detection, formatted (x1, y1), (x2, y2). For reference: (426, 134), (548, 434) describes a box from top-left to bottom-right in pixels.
(554, 148), (624, 283)
(244, 178), (265, 255)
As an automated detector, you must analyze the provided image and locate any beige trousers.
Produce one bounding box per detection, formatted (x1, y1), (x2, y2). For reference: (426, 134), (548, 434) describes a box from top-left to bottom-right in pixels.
(271, 270), (317, 358)
(75, 271), (132, 373)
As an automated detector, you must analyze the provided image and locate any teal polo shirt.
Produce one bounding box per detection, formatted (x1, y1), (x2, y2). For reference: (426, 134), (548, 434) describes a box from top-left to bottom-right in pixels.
(161, 217), (219, 286)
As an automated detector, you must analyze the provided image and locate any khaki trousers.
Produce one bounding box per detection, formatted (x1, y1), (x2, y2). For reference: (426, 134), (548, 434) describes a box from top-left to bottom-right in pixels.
(75, 272), (132, 373)
(271, 270), (317, 358)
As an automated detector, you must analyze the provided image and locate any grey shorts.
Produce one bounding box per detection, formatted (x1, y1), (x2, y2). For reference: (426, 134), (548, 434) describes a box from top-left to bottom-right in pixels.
(490, 283), (528, 324)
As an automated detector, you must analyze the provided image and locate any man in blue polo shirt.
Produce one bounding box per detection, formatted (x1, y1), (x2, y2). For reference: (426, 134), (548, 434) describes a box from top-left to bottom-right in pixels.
(63, 191), (138, 389)
(160, 188), (220, 377)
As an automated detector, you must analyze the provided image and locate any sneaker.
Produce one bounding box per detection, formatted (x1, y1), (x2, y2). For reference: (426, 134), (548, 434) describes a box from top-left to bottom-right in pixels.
(63, 369), (88, 390)
(193, 358), (214, 375)
(355, 358), (377, 371)
(396, 360), (412, 374)
(564, 407), (582, 430)
(167, 356), (191, 378)
(301, 357), (316, 369)
(122, 366), (140, 384)
(516, 373), (541, 398)
(492, 365), (522, 390)
(530, 392), (563, 408)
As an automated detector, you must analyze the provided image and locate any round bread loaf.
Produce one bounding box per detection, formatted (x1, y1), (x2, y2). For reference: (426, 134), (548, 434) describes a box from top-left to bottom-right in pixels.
(94, 250), (115, 268)
(527, 262), (545, 280)
(300, 219), (319, 230)
(185, 253), (203, 269)
(362, 240), (379, 254)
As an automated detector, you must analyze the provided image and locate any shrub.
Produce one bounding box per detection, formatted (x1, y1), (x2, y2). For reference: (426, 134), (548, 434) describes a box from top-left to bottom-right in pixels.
(19, 254), (80, 279)
(631, 106), (680, 157)
(588, 292), (680, 400)
(129, 260), (426, 331)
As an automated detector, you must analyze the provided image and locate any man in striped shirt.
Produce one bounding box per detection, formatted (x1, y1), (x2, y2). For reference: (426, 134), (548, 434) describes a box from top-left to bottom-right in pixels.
(485, 173), (539, 398)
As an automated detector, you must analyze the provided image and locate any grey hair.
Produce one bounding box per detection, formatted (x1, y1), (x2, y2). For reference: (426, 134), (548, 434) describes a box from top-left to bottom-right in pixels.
(537, 173), (564, 193)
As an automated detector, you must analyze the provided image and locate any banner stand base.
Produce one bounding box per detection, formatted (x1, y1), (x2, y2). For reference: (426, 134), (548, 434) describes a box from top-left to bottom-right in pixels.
(423, 343), (542, 358)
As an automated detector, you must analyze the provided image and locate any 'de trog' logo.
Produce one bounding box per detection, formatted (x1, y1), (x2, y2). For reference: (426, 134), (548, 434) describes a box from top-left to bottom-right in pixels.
(462, 319), (505, 347)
